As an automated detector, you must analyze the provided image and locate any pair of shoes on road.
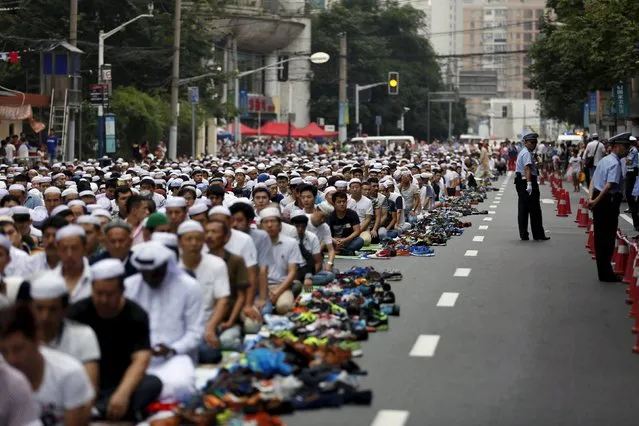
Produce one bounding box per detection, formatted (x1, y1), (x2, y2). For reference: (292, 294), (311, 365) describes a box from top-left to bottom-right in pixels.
(521, 236), (550, 241)
(600, 274), (623, 283)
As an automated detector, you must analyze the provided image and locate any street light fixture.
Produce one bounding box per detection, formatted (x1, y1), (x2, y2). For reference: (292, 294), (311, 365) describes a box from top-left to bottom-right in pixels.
(233, 52), (330, 141)
(97, 3), (154, 157)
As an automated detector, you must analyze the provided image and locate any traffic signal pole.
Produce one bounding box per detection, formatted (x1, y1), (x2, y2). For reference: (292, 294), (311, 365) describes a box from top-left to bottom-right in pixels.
(354, 82), (385, 137)
(338, 33), (347, 143)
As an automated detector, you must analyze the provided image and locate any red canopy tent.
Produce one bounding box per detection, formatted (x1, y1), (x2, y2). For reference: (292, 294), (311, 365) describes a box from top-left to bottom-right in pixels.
(299, 122), (338, 138)
(229, 123), (258, 136)
(258, 121), (306, 138)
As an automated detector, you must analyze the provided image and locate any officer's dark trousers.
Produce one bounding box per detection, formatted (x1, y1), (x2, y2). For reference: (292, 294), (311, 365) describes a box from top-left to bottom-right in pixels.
(626, 169), (638, 228)
(94, 374), (163, 421)
(592, 192), (621, 280)
(515, 175), (545, 239)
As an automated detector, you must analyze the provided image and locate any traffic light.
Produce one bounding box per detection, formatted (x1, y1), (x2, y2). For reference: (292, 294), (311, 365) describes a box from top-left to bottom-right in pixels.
(388, 71), (399, 95)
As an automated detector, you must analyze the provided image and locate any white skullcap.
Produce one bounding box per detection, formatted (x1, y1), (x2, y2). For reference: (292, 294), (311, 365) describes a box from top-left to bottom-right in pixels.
(232, 197), (253, 206)
(335, 180), (348, 188)
(79, 190), (95, 198)
(91, 258), (125, 280)
(30, 274), (68, 300)
(188, 202), (208, 216)
(53, 173), (65, 180)
(290, 210), (306, 220)
(61, 188), (78, 198)
(55, 224), (86, 241)
(64, 181), (76, 187)
(208, 205), (231, 217)
(67, 200), (86, 208)
(317, 200), (334, 215)
(76, 215), (101, 227)
(0, 234), (11, 252)
(177, 220), (204, 236)
(8, 184), (25, 192)
(323, 186), (337, 195)
(264, 179), (277, 187)
(150, 232), (179, 249)
(51, 205), (71, 217)
(40, 176), (52, 183)
(131, 241), (176, 271)
(259, 207), (281, 220)
(349, 178), (361, 186)
(165, 197), (186, 208)
(10, 206), (30, 216)
(290, 177), (303, 185)
(91, 208), (111, 218)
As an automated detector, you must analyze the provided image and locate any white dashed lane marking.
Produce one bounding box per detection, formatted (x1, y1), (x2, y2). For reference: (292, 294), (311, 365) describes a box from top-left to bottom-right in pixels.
(488, 211), (496, 214)
(371, 410), (410, 426)
(454, 268), (472, 277)
(437, 292), (459, 307)
(490, 205), (497, 208)
(465, 250), (478, 257)
(483, 217), (493, 222)
(409, 335), (441, 357)
(478, 225), (488, 230)
(473, 236), (485, 242)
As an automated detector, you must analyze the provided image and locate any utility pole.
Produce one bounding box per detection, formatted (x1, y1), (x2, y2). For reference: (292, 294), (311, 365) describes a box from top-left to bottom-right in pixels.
(233, 39), (241, 142)
(168, 0), (181, 161)
(338, 33), (347, 143)
(67, 0), (78, 162)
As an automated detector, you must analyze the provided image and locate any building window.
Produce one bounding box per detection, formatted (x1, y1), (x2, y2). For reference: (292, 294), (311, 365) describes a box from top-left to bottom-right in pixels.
(523, 91), (532, 99)
(502, 106), (508, 118)
(524, 33), (532, 42)
(536, 9), (544, 18)
(524, 21), (533, 31)
(524, 9), (533, 18)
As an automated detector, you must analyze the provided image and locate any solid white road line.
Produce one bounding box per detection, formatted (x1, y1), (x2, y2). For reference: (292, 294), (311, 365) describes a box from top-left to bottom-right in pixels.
(473, 236), (485, 242)
(488, 211), (496, 214)
(454, 268), (471, 277)
(478, 225), (488, 230)
(409, 335), (441, 357)
(541, 199), (554, 204)
(371, 410), (410, 426)
(465, 249), (478, 257)
(483, 217), (493, 222)
(437, 292), (460, 307)
(490, 204), (497, 208)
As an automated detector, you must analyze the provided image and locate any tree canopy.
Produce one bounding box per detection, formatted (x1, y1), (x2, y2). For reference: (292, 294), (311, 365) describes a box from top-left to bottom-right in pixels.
(310, 0), (468, 140)
(528, 0), (639, 124)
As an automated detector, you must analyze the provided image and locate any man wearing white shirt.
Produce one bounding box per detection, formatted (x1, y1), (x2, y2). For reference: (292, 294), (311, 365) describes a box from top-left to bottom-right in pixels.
(52, 225), (93, 304)
(584, 134), (605, 187)
(348, 179), (373, 244)
(0, 359), (42, 426)
(208, 205), (259, 269)
(125, 241), (203, 400)
(0, 304), (94, 426)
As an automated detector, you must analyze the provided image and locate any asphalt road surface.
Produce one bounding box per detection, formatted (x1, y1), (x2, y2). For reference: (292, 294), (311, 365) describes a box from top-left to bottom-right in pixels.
(285, 173), (639, 426)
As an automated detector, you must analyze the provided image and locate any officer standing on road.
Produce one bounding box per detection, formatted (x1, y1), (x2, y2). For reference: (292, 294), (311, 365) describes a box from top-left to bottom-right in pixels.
(625, 136), (639, 229)
(588, 132), (632, 282)
(515, 132), (550, 241)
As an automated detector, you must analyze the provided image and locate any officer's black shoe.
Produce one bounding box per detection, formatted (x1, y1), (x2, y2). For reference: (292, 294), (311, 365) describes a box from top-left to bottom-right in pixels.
(534, 236), (550, 241)
(600, 275), (623, 283)
(520, 236), (530, 241)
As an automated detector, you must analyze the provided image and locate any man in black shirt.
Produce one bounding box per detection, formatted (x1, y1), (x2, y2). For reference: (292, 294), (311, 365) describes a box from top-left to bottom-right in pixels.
(327, 191), (364, 255)
(68, 258), (161, 422)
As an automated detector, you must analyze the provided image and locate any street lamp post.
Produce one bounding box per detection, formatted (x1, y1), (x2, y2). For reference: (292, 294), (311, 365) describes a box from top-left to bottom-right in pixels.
(233, 52), (329, 142)
(354, 81), (386, 137)
(400, 107), (410, 134)
(97, 3), (154, 158)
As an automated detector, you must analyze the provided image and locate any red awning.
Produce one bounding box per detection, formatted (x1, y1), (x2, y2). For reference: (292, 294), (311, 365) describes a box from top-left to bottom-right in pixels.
(299, 122), (338, 138)
(258, 121), (306, 138)
(0, 93), (50, 108)
(229, 123), (258, 136)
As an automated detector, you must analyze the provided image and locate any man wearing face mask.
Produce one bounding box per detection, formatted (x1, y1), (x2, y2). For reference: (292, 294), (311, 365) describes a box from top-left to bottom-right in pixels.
(515, 132), (549, 241)
(588, 132), (632, 282)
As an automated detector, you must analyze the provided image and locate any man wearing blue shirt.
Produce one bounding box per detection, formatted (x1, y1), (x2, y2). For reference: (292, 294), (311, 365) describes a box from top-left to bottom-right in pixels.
(588, 132), (631, 282)
(46, 129), (58, 162)
(625, 138), (639, 229)
(515, 132), (549, 241)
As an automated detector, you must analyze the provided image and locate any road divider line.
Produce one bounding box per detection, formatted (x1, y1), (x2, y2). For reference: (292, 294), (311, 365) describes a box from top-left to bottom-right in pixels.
(483, 217), (493, 222)
(454, 268), (471, 277)
(488, 211), (496, 214)
(465, 250), (478, 257)
(541, 199), (554, 204)
(437, 292), (459, 307)
(478, 225), (488, 230)
(494, 201), (501, 204)
(371, 410), (410, 426)
(409, 335), (440, 357)
(490, 205), (497, 208)
(473, 236), (485, 242)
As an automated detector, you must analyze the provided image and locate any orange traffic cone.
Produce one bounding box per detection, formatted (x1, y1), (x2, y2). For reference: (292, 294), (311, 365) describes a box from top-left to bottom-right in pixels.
(586, 223), (595, 252)
(563, 190), (572, 215)
(613, 236), (630, 275)
(577, 202), (589, 228)
(557, 191), (569, 217)
(624, 243), (638, 284)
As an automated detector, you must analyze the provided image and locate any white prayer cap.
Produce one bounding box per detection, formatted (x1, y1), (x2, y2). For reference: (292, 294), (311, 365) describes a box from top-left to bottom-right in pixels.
(56, 224), (86, 241)
(323, 186), (337, 195)
(290, 177), (303, 185)
(151, 232), (178, 249)
(30, 274), (68, 300)
(79, 190), (95, 198)
(40, 176), (52, 183)
(85, 204), (100, 213)
(177, 220), (204, 236)
(317, 200), (334, 215)
(335, 180), (348, 188)
(232, 197), (252, 206)
(91, 258), (125, 280)
(53, 173), (65, 180)
(31, 206), (48, 226)
(91, 208), (111, 219)
(208, 206), (231, 217)
(67, 200), (86, 208)
(64, 181), (76, 187)
(0, 234), (11, 252)
(131, 241), (175, 271)
(259, 207), (281, 220)
(349, 178), (361, 186)
(61, 188), (78, 198)
(188, 202), (208, 216)
(264, 179), (277, 187)
(10, 206), (30, 216)
(165, 197), (186, 208)
(76, 215), (101, 227)
(8, 184), (25, 193)
(51, 205), (71, 217)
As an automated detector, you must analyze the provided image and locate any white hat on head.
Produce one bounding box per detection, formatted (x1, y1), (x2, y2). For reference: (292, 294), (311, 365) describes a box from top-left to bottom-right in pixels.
(55, 224), (85, 241)
(349, 178), (361, 186)
(165, 197), (186, 208)
(92, 258), (125, 280)
(10, 206), (30, 216)
(44, 186), (61, 196)
(188, 202), (208, 216)
(91, 208), (111, 218)
(79, 190), (95, 198)
(208, 205), (231, 217)
(131, 241), (176, 271)
(61, 188), (78, 198)
(76, 215), (102, 227)
(177, 220), (204, 236)
(67, 200), (86, 208)
(335, 180), (348, 188)
(30, 274), (68, 300)
(8, 184), (25, 193)
(259, 207), (281, 220)
(51, 205), (71, 217)
(151, 232), (179, 249)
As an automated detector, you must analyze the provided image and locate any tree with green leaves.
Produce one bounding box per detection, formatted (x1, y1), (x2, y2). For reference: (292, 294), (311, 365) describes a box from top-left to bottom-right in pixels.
(528, 0), (639, 124)
(311, 0), (467, 140)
